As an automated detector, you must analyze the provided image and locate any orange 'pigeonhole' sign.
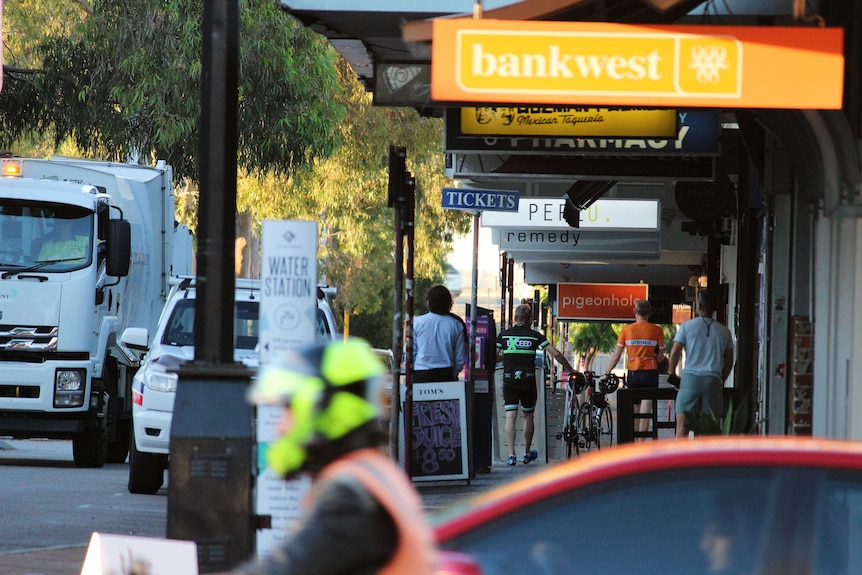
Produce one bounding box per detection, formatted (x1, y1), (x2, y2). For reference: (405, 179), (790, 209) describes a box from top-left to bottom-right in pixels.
(557, 283), (649, 321)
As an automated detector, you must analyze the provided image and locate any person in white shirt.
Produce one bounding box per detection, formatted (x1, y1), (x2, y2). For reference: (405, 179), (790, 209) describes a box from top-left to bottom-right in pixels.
(412, 285), (467, 383)
(667, 289), (735, 437)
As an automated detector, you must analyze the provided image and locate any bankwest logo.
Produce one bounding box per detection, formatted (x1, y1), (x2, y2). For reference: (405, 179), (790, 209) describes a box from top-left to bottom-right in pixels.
(455, 29), (741, 99)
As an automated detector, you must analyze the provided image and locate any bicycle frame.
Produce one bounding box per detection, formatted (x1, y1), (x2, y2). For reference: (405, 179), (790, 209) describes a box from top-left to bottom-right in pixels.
(555, 374), (581, 459)
(576, 372), (618, 453)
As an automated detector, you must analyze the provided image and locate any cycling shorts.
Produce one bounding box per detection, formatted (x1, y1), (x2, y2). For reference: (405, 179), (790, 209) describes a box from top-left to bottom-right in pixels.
(503, 375), (537, 413)
(626, 369), (659, 389)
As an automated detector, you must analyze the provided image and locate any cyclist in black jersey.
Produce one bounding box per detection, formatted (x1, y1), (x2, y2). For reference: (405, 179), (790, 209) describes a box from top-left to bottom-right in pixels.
(497, 304), (576, 466)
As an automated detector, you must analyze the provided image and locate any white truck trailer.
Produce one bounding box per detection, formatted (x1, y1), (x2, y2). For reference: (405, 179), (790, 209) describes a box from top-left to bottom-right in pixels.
(0, 156), (192, 467)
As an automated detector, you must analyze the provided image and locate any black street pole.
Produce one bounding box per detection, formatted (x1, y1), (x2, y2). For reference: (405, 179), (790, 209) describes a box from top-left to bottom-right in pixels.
(167, 1), (255, 571)
(388, 146), (406, 461)
(403, 173), (415, 479)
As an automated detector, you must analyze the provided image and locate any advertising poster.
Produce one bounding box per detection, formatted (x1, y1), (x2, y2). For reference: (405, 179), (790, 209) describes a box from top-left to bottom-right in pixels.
(256, 219), (318, 557)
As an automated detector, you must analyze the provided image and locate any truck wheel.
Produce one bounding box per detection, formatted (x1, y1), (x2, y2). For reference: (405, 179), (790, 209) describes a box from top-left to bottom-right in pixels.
(73, 425), (109, 468)
(107, 419), (131, 463)
(105, 357), (130, 463)
(128, 433), (165, 495)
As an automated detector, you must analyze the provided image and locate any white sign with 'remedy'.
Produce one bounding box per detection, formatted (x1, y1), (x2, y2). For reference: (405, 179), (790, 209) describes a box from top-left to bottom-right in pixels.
(482, 198), (659, 229)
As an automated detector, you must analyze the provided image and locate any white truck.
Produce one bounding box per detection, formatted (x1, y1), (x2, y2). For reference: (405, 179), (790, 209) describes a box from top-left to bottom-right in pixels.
(0, 156), (192, 467)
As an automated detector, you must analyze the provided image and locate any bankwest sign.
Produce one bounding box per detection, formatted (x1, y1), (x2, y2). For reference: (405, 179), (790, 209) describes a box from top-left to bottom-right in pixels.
(431, 20), (844, 109)
(557, 283), (649, 321)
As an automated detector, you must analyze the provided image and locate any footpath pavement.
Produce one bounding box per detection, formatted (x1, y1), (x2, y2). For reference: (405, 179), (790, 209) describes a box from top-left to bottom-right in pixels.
(0, 457), (544, 575)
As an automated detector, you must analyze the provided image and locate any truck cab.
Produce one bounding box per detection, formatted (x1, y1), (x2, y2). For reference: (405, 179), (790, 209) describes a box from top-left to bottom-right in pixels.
(0, 156), (190, 468)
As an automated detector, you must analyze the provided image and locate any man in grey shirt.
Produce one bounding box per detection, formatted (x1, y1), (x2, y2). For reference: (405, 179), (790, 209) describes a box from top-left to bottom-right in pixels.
(412, 285), (467, 383)
(668, 289), (735, 437)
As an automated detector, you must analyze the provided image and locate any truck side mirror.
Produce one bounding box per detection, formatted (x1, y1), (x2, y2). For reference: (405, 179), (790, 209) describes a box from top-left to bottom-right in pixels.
(106, 219), (131, 277)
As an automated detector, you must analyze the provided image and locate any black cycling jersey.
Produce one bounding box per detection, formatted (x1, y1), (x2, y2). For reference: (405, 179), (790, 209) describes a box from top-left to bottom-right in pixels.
(496, 324), (549, 375)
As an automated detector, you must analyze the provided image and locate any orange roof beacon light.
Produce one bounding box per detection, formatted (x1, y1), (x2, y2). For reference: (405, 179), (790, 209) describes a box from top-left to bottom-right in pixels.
(1, 159), (22, 177)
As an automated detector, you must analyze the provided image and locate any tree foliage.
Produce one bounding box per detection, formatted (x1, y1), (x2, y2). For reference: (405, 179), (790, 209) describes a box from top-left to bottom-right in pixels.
(568, 322), (624, 371)
(1, 0), (345, 183)
(1, 1), (468, 345)
(236, 59), (470, 342)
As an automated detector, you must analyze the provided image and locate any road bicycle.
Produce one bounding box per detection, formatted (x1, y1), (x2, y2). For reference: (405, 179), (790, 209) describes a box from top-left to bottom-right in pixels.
(554, 371), (588, 459)
(576, 371), (622, 452)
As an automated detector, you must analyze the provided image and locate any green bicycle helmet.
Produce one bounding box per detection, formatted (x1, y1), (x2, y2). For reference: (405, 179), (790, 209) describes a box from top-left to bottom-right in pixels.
(249, 338), (386, 477)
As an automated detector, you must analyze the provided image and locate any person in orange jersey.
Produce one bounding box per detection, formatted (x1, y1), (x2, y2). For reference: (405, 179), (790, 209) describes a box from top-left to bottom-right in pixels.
(606, 299), (665, 436)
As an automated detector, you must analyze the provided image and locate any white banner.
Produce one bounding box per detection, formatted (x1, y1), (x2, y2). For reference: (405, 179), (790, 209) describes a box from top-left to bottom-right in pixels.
(496, 228), (661, 259)
(257, 219), (318, 558)
(259, 219), (318, 365)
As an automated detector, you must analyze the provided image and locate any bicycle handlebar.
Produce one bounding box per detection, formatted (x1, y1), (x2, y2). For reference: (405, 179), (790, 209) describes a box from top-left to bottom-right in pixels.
(581, 371), (621, 394)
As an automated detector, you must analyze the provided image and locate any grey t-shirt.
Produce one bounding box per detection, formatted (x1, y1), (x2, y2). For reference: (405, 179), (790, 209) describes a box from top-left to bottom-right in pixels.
(673, 316), (734, 380)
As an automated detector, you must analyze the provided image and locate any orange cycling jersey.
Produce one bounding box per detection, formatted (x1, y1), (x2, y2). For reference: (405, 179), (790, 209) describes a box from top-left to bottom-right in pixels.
(617, 322), (664, 371)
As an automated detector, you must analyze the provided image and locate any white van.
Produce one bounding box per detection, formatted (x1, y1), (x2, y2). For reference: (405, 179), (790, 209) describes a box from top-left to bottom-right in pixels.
(121, 277), (337, 494)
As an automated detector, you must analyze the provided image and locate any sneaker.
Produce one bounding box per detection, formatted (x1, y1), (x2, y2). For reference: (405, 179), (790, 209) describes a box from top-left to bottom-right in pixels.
(506, 455), (517, 466)
(523, 450), (538, 464)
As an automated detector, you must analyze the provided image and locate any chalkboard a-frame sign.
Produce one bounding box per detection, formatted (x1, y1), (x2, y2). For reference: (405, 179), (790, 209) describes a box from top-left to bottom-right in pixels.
(400, 381), (470, 481)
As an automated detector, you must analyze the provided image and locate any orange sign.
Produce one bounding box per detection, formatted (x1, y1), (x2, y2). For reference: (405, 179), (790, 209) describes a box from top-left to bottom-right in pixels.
(431, 20), (844, 110)
(557, 283), (648, 320)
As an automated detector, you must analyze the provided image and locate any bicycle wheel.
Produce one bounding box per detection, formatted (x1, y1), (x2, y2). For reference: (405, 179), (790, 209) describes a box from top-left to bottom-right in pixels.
(577, 402), (594, 452)
(596, 402), (614, 449)
(564, 394), (580, 458)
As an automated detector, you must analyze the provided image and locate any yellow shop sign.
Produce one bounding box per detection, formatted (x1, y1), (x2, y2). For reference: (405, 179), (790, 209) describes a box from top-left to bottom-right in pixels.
(431, 20), (844, 110)
(459, 107), (678, 138)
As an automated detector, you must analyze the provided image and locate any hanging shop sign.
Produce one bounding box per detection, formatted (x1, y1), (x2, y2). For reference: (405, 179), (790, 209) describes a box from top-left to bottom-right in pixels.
(449, 152), (715, 181)
(445, 109), (719, 155)
(373, 62), (432, 107)
(557, 282), (650, 321)
(441, 187), (520, 211)
(482, 198), (659, 229)
(431, 20), (844, 110)
(497, 228), (661, 259)
(457, 106), (678, 138)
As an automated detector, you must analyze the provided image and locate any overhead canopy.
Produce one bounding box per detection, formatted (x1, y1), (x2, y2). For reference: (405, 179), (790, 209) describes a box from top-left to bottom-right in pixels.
(281, 0), (708, 92)
(277, 0), (809, 291)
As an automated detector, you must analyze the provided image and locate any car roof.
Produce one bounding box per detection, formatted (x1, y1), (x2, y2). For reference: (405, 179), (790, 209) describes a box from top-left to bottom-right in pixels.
(434, 436), (862, 541)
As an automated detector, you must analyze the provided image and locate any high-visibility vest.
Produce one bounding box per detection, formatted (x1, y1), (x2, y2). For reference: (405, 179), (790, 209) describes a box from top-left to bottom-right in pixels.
(39, 235), (88, 261)
(320, 448), (437, 575)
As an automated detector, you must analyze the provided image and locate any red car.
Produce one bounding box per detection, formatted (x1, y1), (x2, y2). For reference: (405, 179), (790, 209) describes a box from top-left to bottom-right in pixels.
(434, 437), (862, 575)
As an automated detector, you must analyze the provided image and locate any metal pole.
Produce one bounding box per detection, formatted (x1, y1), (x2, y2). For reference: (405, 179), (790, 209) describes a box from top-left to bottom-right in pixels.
(389, 198), (403, 460)
(388, 146), (406, 461)
(467, 211), (480, 479)
(507, 257), (515, 327)
(169, 1), (254, 571)
(194, 0), (238, 363)
(500, 252), (508, 330)
(467, 211), (480, 384)
(403, 174), (416, 478)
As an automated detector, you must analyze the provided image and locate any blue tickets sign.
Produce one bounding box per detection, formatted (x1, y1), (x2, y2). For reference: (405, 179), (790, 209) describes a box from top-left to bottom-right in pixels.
(441, 188), (520, 212)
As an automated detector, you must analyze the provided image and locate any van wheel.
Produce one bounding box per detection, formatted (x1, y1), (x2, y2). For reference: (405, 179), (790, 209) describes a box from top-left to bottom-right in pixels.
(73, 424), (108, 468)
(128, 433), (165, 495)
